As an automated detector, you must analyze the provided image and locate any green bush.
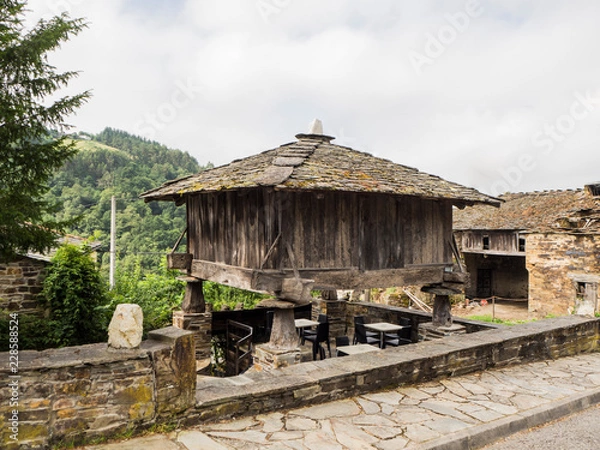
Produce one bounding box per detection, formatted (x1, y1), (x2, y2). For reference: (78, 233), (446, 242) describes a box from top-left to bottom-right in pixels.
(203, 281), (266, 311)
(108, 259), (185, 336)
(0, 310), (57, 351)
(40, 244), (110, 347)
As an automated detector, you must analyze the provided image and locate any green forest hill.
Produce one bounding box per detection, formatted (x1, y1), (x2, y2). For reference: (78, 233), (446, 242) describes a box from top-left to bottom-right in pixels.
(45, 127), (212, 272)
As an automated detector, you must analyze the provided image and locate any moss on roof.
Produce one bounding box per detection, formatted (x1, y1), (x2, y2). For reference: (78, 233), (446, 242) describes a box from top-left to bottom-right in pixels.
(140, 134), (500, 207)
(454, 189), (600, 233)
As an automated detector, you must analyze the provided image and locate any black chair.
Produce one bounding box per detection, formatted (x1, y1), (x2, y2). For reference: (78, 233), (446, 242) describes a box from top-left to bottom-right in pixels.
(353, 323), (381, 347)
(384, 317), (411, 340)
(353, 316), (378, 344)
(304, 322), (331, 360)
(335, 335), (350, 357)
(385, 318), (413, 347)
(301, 314), (327, 344)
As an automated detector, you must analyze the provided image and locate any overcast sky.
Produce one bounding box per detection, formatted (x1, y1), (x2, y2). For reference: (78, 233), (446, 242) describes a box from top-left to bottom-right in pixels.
(28, 0), (600, 196)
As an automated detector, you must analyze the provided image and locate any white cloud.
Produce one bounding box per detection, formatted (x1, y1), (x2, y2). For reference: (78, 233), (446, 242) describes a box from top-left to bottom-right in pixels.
(24, 0), (600, 194)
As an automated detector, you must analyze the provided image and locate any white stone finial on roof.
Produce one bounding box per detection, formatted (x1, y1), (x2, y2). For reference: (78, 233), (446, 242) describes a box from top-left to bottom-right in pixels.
(308, 119), (323, 135)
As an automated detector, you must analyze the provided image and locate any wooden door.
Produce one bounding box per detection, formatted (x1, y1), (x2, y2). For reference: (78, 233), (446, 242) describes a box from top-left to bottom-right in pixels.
(477, 269), (492, 298)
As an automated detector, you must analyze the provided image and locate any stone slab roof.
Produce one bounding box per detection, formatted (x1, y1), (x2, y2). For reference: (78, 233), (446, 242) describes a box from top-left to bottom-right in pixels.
(454, 187), (600, 233)
(24, 234), (101, 263)
(140, 133), (500, 207)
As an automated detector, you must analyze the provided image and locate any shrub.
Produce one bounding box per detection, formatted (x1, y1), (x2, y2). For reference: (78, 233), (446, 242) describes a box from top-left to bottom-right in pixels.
(40, 244), (109, 347)
(203, 281), (266, 311)
(108, 259), (185, 336)
(0, 310), (56, 351)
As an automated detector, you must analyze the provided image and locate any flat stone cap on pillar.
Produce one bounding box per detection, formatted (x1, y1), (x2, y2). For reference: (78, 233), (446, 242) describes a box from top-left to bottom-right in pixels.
(421, 285), (462, 295)
(257, 298), (296, 309)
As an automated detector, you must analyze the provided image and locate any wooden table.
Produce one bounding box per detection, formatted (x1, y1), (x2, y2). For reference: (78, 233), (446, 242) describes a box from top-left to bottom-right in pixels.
(294, 318), (319, 329)
(336, 344), (380, 356)
(364, 322), (407, 349)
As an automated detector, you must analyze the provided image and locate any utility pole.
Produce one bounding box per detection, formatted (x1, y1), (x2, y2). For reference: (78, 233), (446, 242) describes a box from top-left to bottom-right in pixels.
(109, 195), (116, 289)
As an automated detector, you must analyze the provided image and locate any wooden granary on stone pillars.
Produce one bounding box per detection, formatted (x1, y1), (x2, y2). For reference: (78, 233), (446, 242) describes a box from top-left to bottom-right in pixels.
(141, 120), (500, 365)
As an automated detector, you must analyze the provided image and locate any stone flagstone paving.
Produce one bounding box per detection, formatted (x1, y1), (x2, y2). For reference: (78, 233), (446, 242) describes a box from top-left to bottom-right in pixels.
(85, 353), (600, 450)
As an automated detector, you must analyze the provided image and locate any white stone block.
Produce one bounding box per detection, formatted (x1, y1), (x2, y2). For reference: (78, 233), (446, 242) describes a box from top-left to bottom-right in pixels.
(108, 303), (144, 349)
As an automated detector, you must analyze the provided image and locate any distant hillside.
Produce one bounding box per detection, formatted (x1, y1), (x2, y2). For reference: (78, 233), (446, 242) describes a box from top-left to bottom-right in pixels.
(45, 128), (211, 270)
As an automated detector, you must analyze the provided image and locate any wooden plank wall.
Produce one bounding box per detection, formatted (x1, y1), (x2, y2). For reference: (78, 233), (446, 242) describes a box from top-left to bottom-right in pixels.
(188, 189), (453, 272)
(360, 195), (452, 269)
(459, 230), (520, 253)
(187, 190), (281, 269)
(283, 191), (359, 270)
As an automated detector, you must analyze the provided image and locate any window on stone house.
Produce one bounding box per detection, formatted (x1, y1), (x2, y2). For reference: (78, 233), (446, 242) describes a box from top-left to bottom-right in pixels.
(518, 237), (526, 252)
(576, 282), (587, 300)
(482, 235), (490, 250)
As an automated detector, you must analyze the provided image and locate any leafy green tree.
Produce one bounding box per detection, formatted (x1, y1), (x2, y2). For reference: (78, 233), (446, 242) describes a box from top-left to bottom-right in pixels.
(41, 244), (109, 346)
(43, 129), (208, 272)
(0, 1), (89, 261)
(109, 257), (185, 336)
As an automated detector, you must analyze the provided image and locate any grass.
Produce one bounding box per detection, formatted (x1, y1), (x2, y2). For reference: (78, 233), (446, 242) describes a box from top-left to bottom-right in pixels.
(466, 314), (535, 326)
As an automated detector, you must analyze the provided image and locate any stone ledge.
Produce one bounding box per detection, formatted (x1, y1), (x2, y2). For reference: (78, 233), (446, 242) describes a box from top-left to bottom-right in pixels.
(2, 343), (150, 372)
(2, 327), (194, 373)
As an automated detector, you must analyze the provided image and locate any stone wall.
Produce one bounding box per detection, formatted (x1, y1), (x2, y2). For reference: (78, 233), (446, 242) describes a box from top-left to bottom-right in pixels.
(0, 327), (195, 450)
(190, 316), (600, 425)
(311, 298), (348, 339)
(527, 233), (600, 316)
(0, 258), (46, 314)
(172, 311), (212, 360)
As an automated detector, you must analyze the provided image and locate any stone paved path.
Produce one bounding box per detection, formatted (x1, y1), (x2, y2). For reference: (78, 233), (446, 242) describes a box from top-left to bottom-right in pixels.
(84, 353), (600, 450)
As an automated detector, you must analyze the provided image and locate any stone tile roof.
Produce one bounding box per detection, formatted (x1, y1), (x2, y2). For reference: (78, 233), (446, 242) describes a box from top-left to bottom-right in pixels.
(140, 133), (500, 207)
(25, 234), (101, 262)
(454, 188), (600, 233)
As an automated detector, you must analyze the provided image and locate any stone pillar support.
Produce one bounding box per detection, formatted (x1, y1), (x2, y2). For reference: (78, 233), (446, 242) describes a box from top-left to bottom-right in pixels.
(253, 299), (302, 371)
(420, 285), (466, 340)
(180, 277), (206, 313)
(432, 294), (452, 328)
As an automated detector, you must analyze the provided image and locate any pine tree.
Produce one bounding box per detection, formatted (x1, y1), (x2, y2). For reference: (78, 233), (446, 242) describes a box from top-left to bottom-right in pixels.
(0, 0), (90, 261)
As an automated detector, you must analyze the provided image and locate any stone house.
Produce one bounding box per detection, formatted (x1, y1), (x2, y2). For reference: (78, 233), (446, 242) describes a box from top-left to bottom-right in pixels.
(0, 235), (101, 315)
(453, 184), (600, 317)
